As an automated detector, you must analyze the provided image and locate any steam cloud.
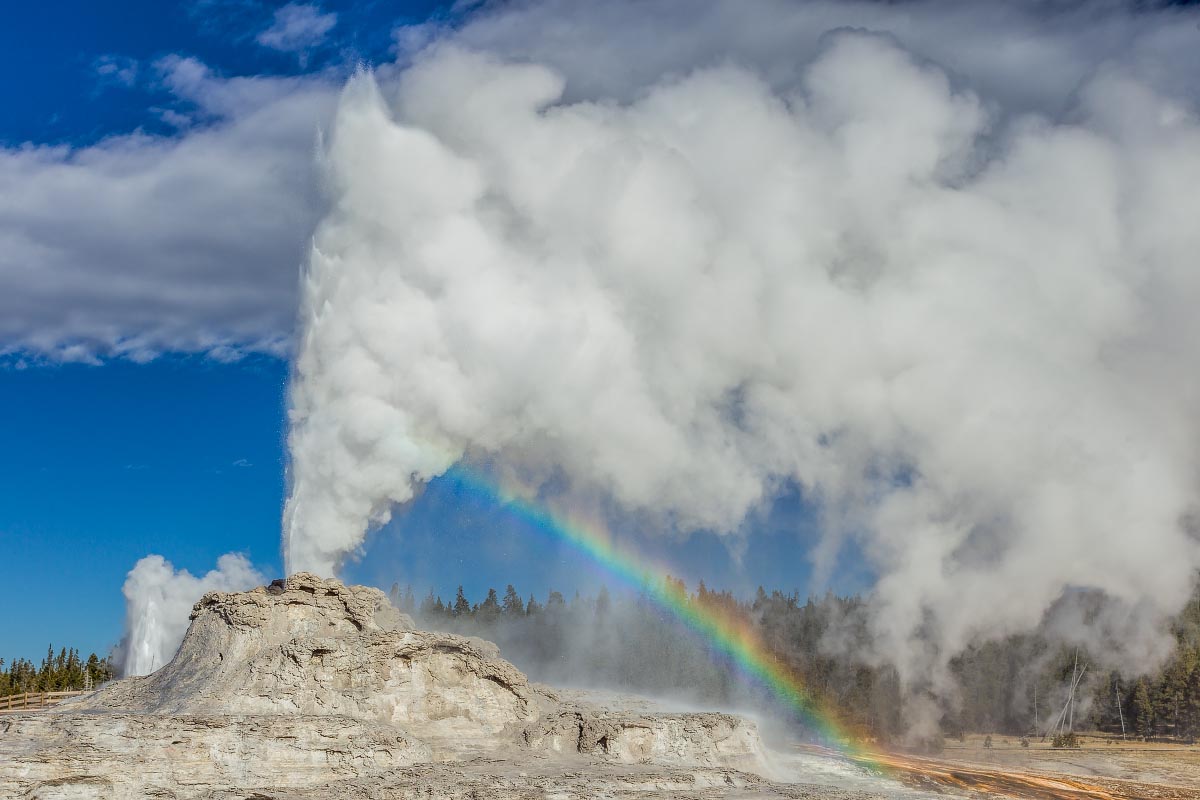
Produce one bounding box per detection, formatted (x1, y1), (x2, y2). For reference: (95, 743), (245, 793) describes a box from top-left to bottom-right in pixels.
(119, 554), (264, 677)
(285, 0), (1200, 721)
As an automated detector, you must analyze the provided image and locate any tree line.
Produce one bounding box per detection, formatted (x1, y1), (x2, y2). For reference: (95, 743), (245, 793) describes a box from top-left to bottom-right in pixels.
(395, 578), (1200, 743)
(0, 646), (114, 697)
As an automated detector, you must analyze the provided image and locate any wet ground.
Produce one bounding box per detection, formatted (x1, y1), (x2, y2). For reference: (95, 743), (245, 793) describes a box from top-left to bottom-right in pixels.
(817, 734), (1200, 799)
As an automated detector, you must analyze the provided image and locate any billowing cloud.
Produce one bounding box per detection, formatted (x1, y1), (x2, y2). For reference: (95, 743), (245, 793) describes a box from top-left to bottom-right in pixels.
(441, 0), (1200, 114)
(9, 0), (1200, 730)
(0, 62), (336, 362)
(285, 1), (1200, 730)
(9, 0), (1198, 367)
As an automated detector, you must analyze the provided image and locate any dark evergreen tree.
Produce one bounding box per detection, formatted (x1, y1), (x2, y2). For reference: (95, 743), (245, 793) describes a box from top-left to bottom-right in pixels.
(1133, 679), (1155, 739)
(478, 588), (501, 622)
(502, 585), (524, 616)
(401, 585), (416, 615)
(453, 586), (471, 617)
(595, 585), (610, 619)
(2, 648), (111, 697)
(400, 573), (1200, 742)
(419, 590), (439, 617)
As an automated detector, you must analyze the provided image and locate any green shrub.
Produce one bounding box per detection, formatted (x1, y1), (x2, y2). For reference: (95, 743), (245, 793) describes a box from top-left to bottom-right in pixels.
(1051, 732), (1081, 749)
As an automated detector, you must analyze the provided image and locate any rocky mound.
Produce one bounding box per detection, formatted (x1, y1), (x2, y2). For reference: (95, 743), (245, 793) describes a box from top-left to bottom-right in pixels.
(0, 575), (877, 799)
(525, 706), (765, 770)
(80, 573), (536, 743)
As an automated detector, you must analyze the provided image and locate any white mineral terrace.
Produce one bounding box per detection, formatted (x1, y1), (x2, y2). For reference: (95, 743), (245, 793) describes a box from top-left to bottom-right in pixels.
(0, 574), (935, 800)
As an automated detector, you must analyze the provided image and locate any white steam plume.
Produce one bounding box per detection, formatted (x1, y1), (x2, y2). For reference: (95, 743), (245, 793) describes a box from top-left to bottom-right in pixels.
(285, 0), (1200, 720)
(119, 554), (264, 677)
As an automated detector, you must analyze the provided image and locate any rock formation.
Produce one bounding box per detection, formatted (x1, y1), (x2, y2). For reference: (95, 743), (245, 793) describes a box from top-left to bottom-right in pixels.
(0, 575), (882, 799)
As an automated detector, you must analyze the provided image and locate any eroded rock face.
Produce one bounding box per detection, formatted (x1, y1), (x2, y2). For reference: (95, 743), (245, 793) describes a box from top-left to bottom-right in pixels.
(2, 713), (432, 798)
(524, 708), (767, 771)
(0, 575), (873, 799)
(79, 573), (534, 741)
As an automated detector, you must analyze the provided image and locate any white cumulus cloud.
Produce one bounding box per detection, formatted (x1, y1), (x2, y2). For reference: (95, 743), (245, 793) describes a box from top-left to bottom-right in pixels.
(257, 3), (338, 56)
(0, 62), (337, 362)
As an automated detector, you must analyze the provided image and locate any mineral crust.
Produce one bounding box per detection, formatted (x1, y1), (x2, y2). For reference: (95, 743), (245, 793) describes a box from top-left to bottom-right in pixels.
(0, 574), (878, 799)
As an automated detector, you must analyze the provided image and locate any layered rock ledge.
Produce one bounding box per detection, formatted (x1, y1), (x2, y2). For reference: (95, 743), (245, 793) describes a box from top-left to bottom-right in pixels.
(0, 574), (875, 799)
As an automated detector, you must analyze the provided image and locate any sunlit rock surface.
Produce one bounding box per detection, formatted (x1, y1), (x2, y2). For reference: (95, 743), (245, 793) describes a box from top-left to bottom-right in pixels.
(0, 575), (880, 799)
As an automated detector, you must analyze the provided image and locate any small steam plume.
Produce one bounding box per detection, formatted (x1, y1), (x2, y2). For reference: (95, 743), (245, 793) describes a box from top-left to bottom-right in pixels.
(285, 0), (1200, 729)
(118, 554), (264, 677)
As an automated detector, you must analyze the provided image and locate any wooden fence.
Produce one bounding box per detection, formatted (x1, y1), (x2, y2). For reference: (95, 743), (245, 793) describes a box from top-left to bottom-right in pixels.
(0, 690), (88, 713)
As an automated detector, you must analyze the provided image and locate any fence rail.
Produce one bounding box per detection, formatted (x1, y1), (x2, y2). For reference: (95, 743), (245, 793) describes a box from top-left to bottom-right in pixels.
(0, 690), (88, 713)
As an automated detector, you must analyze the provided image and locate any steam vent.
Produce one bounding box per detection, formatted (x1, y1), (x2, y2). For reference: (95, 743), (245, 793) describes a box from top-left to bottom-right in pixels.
(0, 575), (865, 799)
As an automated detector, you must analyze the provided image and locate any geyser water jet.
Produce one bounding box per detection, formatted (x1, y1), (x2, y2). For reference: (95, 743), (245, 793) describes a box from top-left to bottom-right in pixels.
(283, 3), (1200, 736)
(118, 554), (264, 677)
(96, 11), (1200, 706)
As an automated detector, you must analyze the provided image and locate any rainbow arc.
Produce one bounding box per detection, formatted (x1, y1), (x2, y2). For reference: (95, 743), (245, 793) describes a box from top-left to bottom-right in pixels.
(446, 466), (885, 767)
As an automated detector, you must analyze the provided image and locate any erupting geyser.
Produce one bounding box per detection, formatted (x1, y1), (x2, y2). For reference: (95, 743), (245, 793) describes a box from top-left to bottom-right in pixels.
(119, 554), (264, 677)
(110, 0), (1200, 741)
(13, 2), (1200, 799)
(283, 0), (1200, 731)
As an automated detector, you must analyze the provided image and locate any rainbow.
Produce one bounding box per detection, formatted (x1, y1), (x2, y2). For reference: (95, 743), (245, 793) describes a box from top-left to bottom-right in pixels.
(445, 466), (886, 767)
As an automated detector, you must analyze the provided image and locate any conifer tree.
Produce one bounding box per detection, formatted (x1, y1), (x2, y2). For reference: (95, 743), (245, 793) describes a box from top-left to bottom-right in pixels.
(502, 585), (524, 616)
(453, 586), (471, 617)
(419, 590), (439, 618)
(478, 588), (501, 622)
(401, 585), (416, 615)
(596, 585), (611, 619)
(1134, 679), (1155, 739)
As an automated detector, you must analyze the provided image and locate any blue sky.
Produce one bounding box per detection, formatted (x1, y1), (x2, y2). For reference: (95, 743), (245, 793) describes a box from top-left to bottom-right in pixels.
(0, 359), (287, 659)
(0, 0), (863, 659)
(0, 1), (448, 145)
(0, 1), (448, 662)
(0, 356), (860, 663)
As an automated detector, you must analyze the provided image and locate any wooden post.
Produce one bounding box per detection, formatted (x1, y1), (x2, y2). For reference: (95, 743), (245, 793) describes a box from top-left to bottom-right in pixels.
(1068, 651), (1078, 734)
(1116, 677), (1126, 741)
(1034, 683), (1039, 735)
